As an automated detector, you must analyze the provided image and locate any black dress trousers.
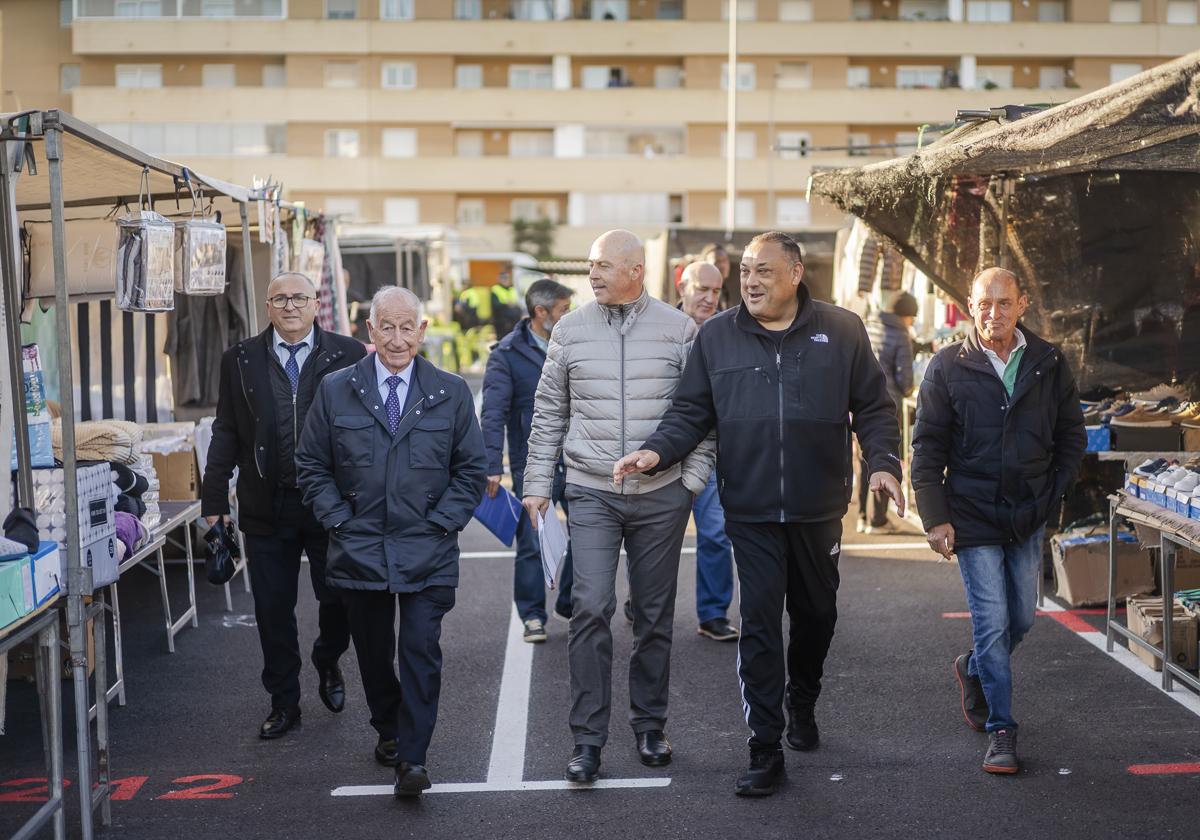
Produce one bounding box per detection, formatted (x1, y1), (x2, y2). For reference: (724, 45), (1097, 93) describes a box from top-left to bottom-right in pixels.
(243, 487), (352, 710)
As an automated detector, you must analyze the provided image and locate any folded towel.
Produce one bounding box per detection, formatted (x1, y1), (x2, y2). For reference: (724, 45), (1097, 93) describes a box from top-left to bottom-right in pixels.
(52, 419), (143, 465)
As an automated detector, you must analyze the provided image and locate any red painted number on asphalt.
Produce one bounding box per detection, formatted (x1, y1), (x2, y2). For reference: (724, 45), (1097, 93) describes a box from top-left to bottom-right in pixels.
(109, 776), (150, 801)
(0, 778), (71, 802)
(156, 774), (244, 800)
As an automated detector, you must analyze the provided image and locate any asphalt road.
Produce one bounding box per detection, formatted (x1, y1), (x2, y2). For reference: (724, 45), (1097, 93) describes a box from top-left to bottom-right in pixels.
(2, 512), (1198, 839)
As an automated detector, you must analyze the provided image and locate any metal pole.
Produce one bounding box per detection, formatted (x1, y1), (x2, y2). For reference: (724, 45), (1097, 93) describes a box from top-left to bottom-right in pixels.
(998, 174), (1011, 269)
(724, 0), (738, 239)
(239, 201), (258, 336)
(45, 119), (97, 840)
(0, 137), (33, 507)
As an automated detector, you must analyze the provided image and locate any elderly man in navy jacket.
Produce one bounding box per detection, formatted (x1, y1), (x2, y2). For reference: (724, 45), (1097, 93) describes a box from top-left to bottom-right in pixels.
(481, 278), (575, 642)
(297, 286), (486, 798)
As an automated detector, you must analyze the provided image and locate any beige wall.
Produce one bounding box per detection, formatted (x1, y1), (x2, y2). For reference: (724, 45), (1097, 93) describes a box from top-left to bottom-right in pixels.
(687, 123), (847, 155)
(570, 57), (683, 87)
(286, 54), (454, 87)
(684, 55), (846, 89)
(289, 190), (456, 223)
(80, 56), (282, 86)
(1073, 55), (1162, 87)
(0, 0), (75, 113)
(456, 194), (568, 223)
(688, 191), (841, 228)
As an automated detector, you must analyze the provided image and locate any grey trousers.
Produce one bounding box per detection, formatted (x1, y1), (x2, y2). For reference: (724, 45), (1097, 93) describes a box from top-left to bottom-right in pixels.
(562, 479), (693, 747)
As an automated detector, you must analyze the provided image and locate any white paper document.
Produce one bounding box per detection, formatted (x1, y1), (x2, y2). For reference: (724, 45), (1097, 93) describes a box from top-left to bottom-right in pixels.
(537, 506), (569, 590)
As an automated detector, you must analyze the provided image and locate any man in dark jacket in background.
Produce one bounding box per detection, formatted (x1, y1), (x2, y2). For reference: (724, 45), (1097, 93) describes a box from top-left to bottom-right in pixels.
(296, 286), (486, 797)
(912, 267), (1085, 776)
(202, 272), (365, 740)
(481, 278), (576, 643)
(859, 291), (918, 532)
(614, 231), (903, 797)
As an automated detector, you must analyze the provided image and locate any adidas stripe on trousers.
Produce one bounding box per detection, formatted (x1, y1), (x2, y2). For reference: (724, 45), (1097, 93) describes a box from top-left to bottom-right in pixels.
(725, 519), (843, 750)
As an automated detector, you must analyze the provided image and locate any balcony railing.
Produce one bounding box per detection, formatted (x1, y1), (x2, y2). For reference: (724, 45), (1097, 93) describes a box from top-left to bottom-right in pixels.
(76, 0), (284, 18)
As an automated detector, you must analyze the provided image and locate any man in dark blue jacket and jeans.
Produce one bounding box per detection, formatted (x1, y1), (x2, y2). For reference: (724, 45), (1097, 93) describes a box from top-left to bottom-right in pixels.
(481, 278), (575, 642)
(912, 267), (1085, 776)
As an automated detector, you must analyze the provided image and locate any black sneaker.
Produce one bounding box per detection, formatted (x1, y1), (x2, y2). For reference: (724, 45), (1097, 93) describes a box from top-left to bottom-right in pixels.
(734, 747), (785, 797)
(983, 728), (1019, 775)
(785, 703), (819, 751)
(522, 618), (548, 643)
(623, 599), (634, 625)
(697, 617), (739, 641)
(953, 653), (989, 733)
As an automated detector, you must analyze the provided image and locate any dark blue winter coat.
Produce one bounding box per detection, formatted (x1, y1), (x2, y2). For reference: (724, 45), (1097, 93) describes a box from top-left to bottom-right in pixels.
(480, 319), (549, 479)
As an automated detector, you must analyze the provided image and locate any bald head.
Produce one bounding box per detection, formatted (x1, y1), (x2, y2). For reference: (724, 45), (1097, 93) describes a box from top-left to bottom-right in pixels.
(970, 267), (1021, 299)
(268, 272), (317, 297)
(588, 229), (645, 306)
(679, 261), (724, 325)
(968, 266), (1028, 347)
(265, 271), (319, 342)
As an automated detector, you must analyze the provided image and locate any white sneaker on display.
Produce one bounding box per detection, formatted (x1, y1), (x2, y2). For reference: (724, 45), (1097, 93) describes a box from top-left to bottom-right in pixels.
(1173, 473), (1200, 494)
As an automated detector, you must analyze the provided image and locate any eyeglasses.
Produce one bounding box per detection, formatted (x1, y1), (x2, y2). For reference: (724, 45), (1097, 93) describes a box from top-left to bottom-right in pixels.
(268, 294), (313, 309)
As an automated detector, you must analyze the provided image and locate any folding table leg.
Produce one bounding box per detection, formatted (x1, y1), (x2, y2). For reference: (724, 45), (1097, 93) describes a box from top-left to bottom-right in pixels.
(185, 521), (199, 628)
(157, 546), (176, 654)
(92, 609), (111, 825)
(110, 582), (126, 706)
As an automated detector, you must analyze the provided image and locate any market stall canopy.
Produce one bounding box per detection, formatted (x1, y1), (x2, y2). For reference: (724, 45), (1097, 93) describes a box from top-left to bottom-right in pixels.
(809, 50), (1200, 391)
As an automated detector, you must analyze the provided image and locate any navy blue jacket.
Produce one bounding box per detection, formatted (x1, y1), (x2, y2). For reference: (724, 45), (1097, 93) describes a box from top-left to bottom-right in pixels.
(480, 319), (548, 478)
(296, 353), (487, 592)
(866, 311), (914, 410)
(911, 326), (1086, 548)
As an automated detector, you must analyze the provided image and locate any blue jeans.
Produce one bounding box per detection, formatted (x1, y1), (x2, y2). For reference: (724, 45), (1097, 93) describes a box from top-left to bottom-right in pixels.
(956, 527), (1044, 732)
(694, 471), (734, 624)
(512, 469), (574, 623)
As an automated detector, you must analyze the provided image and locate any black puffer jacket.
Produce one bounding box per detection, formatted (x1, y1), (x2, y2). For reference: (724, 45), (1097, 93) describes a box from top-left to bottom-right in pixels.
(911, 326), (1086, 548)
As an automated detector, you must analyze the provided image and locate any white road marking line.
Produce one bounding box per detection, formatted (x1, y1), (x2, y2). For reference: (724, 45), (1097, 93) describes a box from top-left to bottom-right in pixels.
(331, 779), (672, 797)
(486, 605), (534, 784)
(1040, 597), (1200, 718)
(460, 542), (927, 560)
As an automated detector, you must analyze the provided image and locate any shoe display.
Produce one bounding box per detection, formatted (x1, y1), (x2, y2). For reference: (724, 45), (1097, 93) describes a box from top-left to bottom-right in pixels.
(636, 730), (673, 767)
(785, 703), (819, 751)
(1129, 383), (1188, 404)
(313, 653), (346, 714)
(698, 617), (739, 642)
(523, 618), (548, 643)
(259, 706), (301, 740)
(393, 762), (432, 798)
(953, 653), (989, 733)
(565, 745), (602, 783)
(983, 728), (1020, 774)
(1133, 458), (1168, 477)
(1110, 407), (1174, 428)
(375, 736), (399, 767)
(734, 747), (786, 797)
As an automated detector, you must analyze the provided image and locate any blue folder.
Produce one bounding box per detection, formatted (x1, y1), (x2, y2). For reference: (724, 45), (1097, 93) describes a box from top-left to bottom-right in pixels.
(473, 484), (523, 547)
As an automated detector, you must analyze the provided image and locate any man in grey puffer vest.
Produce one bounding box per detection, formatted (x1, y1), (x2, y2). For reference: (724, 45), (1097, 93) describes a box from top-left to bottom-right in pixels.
(523, 229), (715, 784)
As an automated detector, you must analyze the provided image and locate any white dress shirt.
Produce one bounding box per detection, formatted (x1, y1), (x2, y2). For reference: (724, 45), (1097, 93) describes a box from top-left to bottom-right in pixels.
(981, 328), (1027, 381)
(272, 326), (315, 370)
(375, 354), (413, 411)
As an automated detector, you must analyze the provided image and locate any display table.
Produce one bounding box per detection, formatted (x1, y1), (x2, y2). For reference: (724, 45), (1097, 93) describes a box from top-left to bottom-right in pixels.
(1, 599), (66, 840)
(1107, 492), (1200, 697)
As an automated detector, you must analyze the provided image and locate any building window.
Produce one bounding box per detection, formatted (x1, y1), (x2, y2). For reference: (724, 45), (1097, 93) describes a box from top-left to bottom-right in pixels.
(60, 0), (74, 26)
(1038, 66), (1065, 88)
(202, 64), (236, 88)
(720, 63), (756, 91)
(263, 64), (287, 87)
(1109, 63), (1143, 83)
(722, 0), (758, 21)
(1166, 0), (1198, 22)
(776, 198), (811, 227)
(718, 198), (755, 227)
(966, 1), (1011, 21)
(1037, 0), (1065, 20)
(381, 128), (418, 158)
(512, 199), (559, 223)
(457, 200), (486, 225)
(381, 62), (417, 89)
(720, 131), (757, 160)
(456, 131), (484, 157)
(509, 131), (555, 157)
(1108, 0), (1141, 22)
(848, 132), (871, 156)
(381, 0), (415, 19)
(385, 198), (420, 225)
(509, 65), (554, 89)
(456, 65), (484, 88)
(775, 131), (812, 160)
(326, 0), (358, 19)
(513, 0), (555, 19)
(654, 66), (683, 89)
(975, 66), (1013, 89)
(847, 66), (870, 88)
(98, 122), (285, 155)
(324, 61), (361, 88)
(852, 0), (873, 18)
(896, 65), (944, 89)
(115, 64), (162, 88)
(592, 0), (630, 19)
(571, 193), (668, 225)
(201, 0), (236, 14)
(114, 1), (163, 16)
(779, 0), (814, 20)
(325, 129), (361, 158)
(324, 197), (362, 220)
(776, 62), (812, 90)
(898, 0), (946, 19)
(61, 64), (81, 93)
(455, 0), (483, 18)
(657, 0), (683, 19)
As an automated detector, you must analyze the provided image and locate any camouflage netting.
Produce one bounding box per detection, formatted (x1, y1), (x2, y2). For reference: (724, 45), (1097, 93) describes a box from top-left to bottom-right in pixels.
(810, 50), (1200, 392)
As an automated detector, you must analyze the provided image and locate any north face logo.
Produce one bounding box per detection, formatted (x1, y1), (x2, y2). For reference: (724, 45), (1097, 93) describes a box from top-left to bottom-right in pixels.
(811, 333), (829, 343)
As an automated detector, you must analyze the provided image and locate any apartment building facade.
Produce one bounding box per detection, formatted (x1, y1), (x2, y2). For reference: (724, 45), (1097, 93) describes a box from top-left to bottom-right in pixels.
(0, 0), (1195, 256)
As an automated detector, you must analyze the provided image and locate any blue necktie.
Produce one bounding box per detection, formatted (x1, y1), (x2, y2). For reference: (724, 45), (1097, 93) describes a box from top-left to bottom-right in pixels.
(281, 343), (303, 394)
(385, 375), (403, 435)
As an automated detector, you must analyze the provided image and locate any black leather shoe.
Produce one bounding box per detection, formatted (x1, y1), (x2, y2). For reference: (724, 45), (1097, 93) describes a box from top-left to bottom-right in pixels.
(259, 706), (301, 740)
(312, 653), (346, 714)
(785, 703), (819, 751)
(734, 748), (785, 797)
(565, 745), (601, 783)
(393, 762), (432, 797)
(375, 736), (399, 767)
(636, 730), (672, 767)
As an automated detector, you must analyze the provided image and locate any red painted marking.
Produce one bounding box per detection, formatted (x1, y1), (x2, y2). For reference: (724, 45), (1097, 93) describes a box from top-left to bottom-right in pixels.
(109, 776), (149, 801)
(1128, 762), (1200, 776)
(0, 778), (70, 803)
(1045, 611), (1096, 633)
(157, 774), (243, 800)
(942, 609), (1124, 620)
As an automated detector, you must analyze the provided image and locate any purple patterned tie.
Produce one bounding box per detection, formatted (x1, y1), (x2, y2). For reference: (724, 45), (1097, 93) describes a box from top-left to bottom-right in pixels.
(280, 343), (303, 394)
(385, 375), (403, 435)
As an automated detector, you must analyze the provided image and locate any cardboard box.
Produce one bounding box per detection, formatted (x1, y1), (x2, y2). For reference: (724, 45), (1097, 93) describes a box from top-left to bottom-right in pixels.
(1124, 474), (1141, 498)
(30, 541), (61, 606)
(0, 556), (35, 630)
(1173, 545), (1200, 591)
(1127, 596), (1199, 672)
(150, 450), (198, 501)
(81, 532), (119, 589)
(1190, 496), (1200, 521)
(1051, 531), (1154, 607)
(1086, 425), (1111, 452)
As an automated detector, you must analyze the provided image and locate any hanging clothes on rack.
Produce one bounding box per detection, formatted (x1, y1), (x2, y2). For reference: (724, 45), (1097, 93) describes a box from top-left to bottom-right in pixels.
(858, 231), (905, 295)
